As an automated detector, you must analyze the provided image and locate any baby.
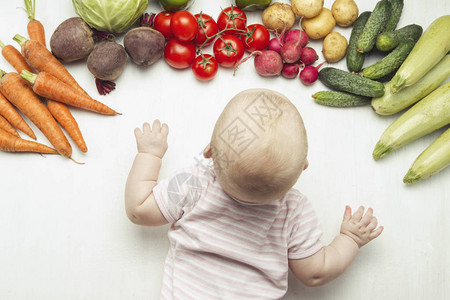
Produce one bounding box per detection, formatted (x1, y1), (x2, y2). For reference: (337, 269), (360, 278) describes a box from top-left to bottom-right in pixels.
(125, 88), (383, 299)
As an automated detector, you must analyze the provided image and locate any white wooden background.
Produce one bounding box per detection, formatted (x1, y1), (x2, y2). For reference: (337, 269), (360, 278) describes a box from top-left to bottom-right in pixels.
(0, 0), (448, 299)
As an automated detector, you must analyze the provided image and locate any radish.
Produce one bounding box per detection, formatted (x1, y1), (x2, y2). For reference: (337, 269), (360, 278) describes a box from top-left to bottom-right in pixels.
(280, 28), (305, 63)
(284, 29), (309, 48)
(268, 37), (284, 53)
(234, 50), (283, 77)
(281, 63), (303, 79)
(300, 47), (318, 65)
(299, 61), (326, 85)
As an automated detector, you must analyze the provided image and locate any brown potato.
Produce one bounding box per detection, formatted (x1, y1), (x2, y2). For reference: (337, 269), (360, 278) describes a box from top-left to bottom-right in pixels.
(301, 8), (336, 39)
(291, 0), (324, 18)
(262, 3), (296, 33)
(322, 32), (348, 62)
(331, 0), (359, 27)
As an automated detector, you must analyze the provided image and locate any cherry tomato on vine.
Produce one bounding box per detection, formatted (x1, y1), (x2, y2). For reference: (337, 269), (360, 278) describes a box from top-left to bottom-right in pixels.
(213, 34), (245, 68)
(192, 54), (219, 81)
(164, 38), (197, 69)
(154, 11), (174, 40)
(216, 6), (247, 35)
(241, 24), (270, 52)
(170, 11), (199, 42)
(193, 13), (219, 47)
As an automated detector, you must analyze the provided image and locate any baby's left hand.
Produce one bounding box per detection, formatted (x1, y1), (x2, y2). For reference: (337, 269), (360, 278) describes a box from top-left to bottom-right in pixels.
(340, 206), (384, 248)
(134, 120), (169, 158)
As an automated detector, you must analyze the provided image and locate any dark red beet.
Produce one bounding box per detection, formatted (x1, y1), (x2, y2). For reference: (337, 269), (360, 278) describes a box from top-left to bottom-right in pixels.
(299, 61), (326, 85)
(300, 47), (318, 65)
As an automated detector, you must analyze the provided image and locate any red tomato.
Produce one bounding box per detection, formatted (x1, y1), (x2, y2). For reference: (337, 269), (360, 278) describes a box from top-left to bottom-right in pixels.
(216, 6), (247, 35)
(213, 34), (245, 68)
(241, 24), (270, 52)
(171, 11), (199, 42)
(193, 13), (219, 47)
(154, 11), (174, 40)
(164, 38), (197, 69)
(192, 54), (219, 81)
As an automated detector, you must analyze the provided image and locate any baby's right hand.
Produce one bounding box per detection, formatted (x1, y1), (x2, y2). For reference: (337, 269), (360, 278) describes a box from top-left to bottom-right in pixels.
(134, 120), (169, 158)
(340, 206), (383, 248)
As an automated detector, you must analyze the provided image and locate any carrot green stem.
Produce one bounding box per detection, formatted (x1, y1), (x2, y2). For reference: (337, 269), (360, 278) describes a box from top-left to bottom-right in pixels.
(0, 40), (5, 49)
(24, 0), (36, 21)
(0, 70), (6, 78)
(13, 34), (28, 47)
(20, 70), (37, 84)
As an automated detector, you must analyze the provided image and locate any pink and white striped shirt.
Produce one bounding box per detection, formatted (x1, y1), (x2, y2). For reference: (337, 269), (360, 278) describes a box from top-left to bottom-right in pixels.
(153, 163), (323, 300)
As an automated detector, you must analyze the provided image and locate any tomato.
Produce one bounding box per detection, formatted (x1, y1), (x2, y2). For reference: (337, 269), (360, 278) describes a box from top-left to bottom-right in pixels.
(192, 54), (219, 81)
(164, 38), (197, 69)
(216, 6), (247, 35)
(193, 13), (219, 47)
(170, 11), (198, 42)
(154, 11), (174, 40)
(241, 24), (270, 52)
(213, 34), (245, 68)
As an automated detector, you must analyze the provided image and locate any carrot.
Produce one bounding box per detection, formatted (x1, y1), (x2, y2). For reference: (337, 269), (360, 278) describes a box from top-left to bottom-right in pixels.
(0, 40), (33, 74)
(0, 127), (56, 154)
(0, 89), (36, 139)
(47, 100), (87, 152)
(0, 71), (72, 157)
(21, 70), (119, 115)
(0, 114), (20, 138)
(23, 0), (46, 47)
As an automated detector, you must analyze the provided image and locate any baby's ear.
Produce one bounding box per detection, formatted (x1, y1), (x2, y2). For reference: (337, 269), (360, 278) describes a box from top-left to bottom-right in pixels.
(203, 144), (212, 158)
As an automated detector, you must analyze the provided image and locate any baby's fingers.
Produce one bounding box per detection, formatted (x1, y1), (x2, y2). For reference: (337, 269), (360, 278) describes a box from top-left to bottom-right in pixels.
(143, 122), (152, 134)
(370, 226), (384, 240)
(134, 127), (143, 138)
(360, 208), (373, 226)
(352, 206), (365, 222)
(367, 216), (378, 231)
(161, 123), (169, 136)
(152, 120), (162, 132)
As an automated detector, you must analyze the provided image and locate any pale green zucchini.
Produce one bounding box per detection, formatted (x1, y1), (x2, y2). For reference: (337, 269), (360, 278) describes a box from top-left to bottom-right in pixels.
(373, 82), (450, 160)
(372, 54), (450, 115)
(390, 15), (450, 93)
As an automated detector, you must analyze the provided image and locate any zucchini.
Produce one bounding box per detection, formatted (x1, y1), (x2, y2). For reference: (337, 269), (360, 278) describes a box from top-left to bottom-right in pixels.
(372, 54), (450, 115)
(362, 39), (415, 80)
(357, 0), (391, 53)
(376, 24), (423, 52)
(384, 0), (404, 32)
(346, 11), (371, 72)
(318, 67), (385, 97)
(403, 127), (450, 184)
(313, 91), (371, 107)
(373, 82), (450, 160)
(390, 15), (450, 94)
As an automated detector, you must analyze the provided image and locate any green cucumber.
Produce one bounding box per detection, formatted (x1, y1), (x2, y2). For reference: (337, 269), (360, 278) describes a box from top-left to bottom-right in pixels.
(373, 82), (450, 160)
(362, 39), (415, 80)
(313, 91), (371, 107)
(376, 24), (423, 52)
(347, 11), (371, 72)
(384, 0), (404, 32)
(357, 0), (391, 53)
(372, 54), (450, 115)
(403, 127), (450, 184)
(318, 67), (385, 97)
(391, 15), (450, 93)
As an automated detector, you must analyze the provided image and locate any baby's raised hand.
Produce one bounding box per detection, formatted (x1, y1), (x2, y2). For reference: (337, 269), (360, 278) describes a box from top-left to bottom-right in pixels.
(340, 206), (383, 248)
(134, 120), (169, 158)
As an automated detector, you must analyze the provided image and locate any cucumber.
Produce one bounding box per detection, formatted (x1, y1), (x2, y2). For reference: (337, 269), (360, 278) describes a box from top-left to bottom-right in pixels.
(346, 11), (371, 72)
(313, 91), (371, 107)
(372, 54), (450, 115)
(373, 82), (450, 160)
(362, 40), (415, 80)
(384, 0), (404, 32)
(376, 24), (423, 52)
(391, 15), (450, 93)
(403, 127), (450, 184)
(318, 67), (385, 97)
(357, 0), (391, 53)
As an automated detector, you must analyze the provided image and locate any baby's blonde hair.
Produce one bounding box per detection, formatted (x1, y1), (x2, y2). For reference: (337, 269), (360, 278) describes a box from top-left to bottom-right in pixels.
(210, 88), (308, 201)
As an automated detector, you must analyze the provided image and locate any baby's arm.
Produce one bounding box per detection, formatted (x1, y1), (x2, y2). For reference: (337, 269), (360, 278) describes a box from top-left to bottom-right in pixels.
(289, 206), (383, 287)
(125, 120), (169, 226)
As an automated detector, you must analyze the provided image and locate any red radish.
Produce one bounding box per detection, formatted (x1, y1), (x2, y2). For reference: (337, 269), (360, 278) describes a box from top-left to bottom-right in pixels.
(280, 39), (302, 64)
(268, 37), (283, 53)
(300, 47), (318, 65)
(281, 63), (303, 79)
(234, 50), (283, 77)
(299, 61), (326, 85)
(284, 30), (309, 48)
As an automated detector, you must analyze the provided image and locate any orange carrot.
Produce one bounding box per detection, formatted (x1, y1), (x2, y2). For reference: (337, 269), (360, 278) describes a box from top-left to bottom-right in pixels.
(21, 70), (119, 115)
(0, 71), (72, 157)
(13, 34), (91, 97)
(0, 40), (33, 74)
(0, 114), (20, 138)
(24, 0), (46, 47)
(0, 89), (36, 139)
(0, 127), (57, 154)
(47, 100), (87, 152)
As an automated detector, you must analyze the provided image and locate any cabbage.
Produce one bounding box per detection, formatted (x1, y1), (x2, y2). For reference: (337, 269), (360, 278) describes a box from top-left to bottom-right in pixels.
(72, 0), (148, 33)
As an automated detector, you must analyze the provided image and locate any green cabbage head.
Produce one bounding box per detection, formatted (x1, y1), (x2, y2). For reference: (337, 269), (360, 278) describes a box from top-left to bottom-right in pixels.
(72, 0), (148, 33)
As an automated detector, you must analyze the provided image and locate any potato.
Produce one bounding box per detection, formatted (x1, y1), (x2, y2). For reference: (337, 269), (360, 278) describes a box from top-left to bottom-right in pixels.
(262, 3), (296, 33)
(322, 32), (348, 62)
(301, 8), (336, 39)
(331, 0), (359, 27)
(291, 0), (324, 18)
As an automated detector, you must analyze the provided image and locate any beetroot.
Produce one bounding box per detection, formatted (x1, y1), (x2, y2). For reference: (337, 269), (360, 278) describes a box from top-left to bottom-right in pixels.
(234, 50), (283, 77)
(300, 47), (318, 65)
(299, 61), (326, 85)
(281, 63), (301, 79)
(284, 30), (309, 48)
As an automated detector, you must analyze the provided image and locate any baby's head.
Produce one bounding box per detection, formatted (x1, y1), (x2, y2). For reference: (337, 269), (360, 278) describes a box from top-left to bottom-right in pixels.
(204, 88), (308, 204)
